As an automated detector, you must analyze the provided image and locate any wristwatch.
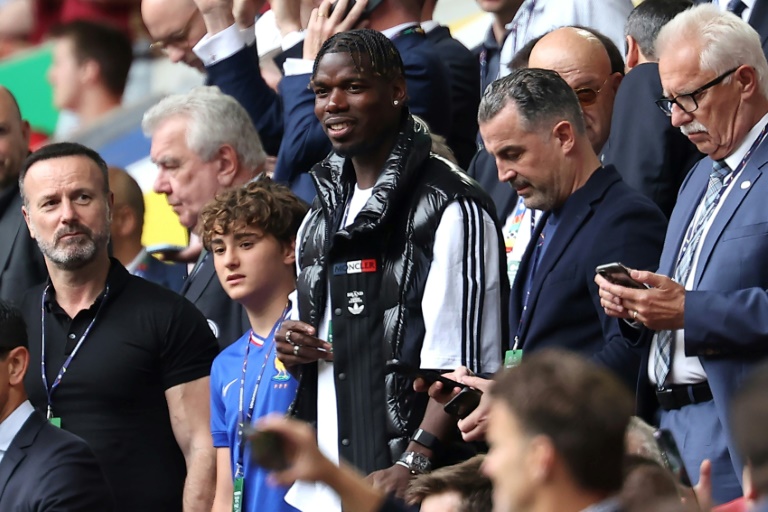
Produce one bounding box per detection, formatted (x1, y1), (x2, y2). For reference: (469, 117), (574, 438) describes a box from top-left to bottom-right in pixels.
(410, 428), (441, 451)
(397, 451), (432, 475)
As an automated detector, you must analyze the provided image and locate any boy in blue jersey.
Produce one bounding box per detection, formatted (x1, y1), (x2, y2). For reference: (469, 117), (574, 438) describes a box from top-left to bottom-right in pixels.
(200, 179), (308, 512)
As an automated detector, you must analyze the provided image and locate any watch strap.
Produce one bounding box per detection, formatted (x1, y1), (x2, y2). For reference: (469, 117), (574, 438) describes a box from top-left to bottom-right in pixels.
(410, 428), (440, 451)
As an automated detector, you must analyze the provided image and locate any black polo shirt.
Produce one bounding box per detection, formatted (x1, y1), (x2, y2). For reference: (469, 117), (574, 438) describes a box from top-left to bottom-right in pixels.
(21, 260), (218, 512)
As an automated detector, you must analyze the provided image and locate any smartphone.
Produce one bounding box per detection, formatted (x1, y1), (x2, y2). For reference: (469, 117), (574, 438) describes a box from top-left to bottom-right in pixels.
(248, 429), (290, 471)
(443, 387), (482, 419)
(385, 360), (465, 392)
(595, 262), (647, 290)
(329, 0), (384, 18)
(145, 243), (186, 256)
(654, 429), (692, 487)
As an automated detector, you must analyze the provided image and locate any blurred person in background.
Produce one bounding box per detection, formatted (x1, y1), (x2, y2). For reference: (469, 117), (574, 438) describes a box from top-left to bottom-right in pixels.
(404, 455), (493, 512)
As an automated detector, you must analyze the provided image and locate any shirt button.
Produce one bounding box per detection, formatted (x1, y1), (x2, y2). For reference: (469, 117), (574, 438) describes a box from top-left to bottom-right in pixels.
(68, 333), (76, 340)
(338, 373), (346, 381)
(334, 308), (342, 316)
(341, 438), (350, 446)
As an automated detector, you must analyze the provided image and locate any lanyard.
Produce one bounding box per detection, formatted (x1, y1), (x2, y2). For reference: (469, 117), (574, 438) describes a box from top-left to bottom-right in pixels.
(513, 213), (547, 350)
(234, 305), (290, 477)
(675, 123), (768, 274)
(40, 284), (110, 419)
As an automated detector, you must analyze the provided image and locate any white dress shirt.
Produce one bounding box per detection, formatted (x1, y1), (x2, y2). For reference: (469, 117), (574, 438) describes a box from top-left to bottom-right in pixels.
(0, 400), (35, 465)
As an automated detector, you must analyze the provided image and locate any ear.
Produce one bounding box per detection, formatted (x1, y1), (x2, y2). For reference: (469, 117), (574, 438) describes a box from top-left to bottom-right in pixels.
(214, 144), (240, 188)
(610, 71), (623, 95)
(21, 204), (34, 239)
(528, 435), (556, 484)
(552, 120), (576, 153)
(625, 36), (639, 71)
(737, 65), (760, 99)
(391, 76), (407, 108)
(282, 237), (297, 267)
(80, 59), (100, 86)
(20, 119), (30, 149)
(6, 346), (29, 387)
(743, 463), (758, 501)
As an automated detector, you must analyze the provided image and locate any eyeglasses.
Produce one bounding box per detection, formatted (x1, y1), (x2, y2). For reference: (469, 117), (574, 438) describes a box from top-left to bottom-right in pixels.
(655, 67), (739, 116)
(573, 76), (611, 107)
(149, 10), (199, 53)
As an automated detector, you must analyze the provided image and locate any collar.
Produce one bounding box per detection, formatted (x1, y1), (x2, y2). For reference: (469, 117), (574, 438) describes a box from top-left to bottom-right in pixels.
(44, 258), (131, 312)
(381, 22), (419, 40)
(420, 20), (439, 33)
(482, 24), (502, 51)
(126, 247), (148, 274)
(0, 401), (35, 454)
(580, 496), (621, 512)
(723, 111), (768, 171)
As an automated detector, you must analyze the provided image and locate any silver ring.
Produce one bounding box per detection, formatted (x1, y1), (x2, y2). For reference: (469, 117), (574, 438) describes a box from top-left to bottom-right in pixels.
(293, 344), (300, 356)
(633, 310), (638, 320)
(286, 330), (293, 345)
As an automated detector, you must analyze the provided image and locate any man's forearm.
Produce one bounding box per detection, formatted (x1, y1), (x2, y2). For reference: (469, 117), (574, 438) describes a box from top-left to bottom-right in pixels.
(183, 442), (217, 512)
(407, 398), (457, 460)
(323, 461), (387, 512)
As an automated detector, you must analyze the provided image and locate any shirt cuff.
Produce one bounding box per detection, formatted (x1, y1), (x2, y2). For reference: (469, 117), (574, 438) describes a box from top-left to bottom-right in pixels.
(193, 23), (257, 67)
(283, 58), (313, 76)
(281, 30), (306, 52)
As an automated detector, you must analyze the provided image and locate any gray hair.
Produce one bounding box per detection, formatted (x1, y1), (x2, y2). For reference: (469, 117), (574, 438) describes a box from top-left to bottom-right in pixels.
(656, 3), (768, 97)
(142, 86), (266, 171)
(478, 68), (586, 135)
(625, 416), (665, 467)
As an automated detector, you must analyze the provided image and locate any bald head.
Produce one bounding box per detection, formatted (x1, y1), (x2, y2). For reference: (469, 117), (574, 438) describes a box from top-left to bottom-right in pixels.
(109, 167), (144, 239)
(529, 27), (621, 153)
(0, 87), (30, 189)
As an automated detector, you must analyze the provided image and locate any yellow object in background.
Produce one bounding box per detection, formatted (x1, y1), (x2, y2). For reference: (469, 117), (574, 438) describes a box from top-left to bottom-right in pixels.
(142, 192), (188, 248)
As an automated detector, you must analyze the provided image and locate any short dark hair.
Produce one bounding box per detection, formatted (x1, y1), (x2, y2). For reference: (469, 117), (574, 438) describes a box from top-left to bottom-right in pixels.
(508, 33), (545, 71)
(405, 455), (492, 512)
(731, 362), (768, 495)
(490, 350), (633, 493)
(478, 68), (586, 135)
(312, 29), (405, 83)
(621, 455), (680, 510)
(625, 0), (693, 61)
(50, 20), (133, 97)
(0, 300), (28, 357)
(200, 178), (308, 250)
(20, 142), (110, 203)
(571, 25), (626, 76)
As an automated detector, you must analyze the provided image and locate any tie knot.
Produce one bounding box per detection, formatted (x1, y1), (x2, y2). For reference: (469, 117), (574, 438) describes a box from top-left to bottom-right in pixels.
(728, 0), (747, 18)
(712, 159), (731, 180)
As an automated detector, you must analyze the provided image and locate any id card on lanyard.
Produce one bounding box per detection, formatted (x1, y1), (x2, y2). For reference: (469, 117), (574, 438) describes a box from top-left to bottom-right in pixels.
(232, 305), (290, 511)
(40, 284), (109, 428)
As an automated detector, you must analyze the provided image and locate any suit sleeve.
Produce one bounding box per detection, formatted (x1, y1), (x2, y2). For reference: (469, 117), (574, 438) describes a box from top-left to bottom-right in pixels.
(35, 437), (116, 511)
(586, 199), (667, 386)
(206, 44), (284, 156)
(400, 42), (453, 139)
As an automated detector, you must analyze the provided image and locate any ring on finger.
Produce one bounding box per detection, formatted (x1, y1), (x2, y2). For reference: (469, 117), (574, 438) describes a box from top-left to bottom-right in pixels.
(293, 344), (301, 356)
(286, 330), (294, 345)
(633, 310), (638, 320)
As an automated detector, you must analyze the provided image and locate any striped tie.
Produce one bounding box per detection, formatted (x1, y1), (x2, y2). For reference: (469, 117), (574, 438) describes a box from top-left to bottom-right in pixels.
(654, 160), (731, 387)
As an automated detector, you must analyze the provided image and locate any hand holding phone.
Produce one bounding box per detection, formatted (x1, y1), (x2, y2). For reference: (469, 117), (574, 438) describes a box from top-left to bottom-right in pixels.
(386, 360), (466, 392)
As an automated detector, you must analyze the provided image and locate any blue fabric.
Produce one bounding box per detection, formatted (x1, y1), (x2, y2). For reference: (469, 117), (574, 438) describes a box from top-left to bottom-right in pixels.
(210, 331), (299, 512)
(133, 253), (186, 293)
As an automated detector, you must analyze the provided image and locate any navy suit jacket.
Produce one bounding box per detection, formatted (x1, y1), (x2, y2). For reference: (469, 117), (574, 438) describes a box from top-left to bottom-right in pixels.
(205, 43), (284, 156)
(467, 148), (518, 220)
(426, 25), (480, 169)
(637, 132), (768, 468)
(272, 30), (454, 203)
(602, 63), (703, 218)
(133, 252), (186, 293)
(181, 252), (249, 350)
(0, 411), (114, 511)
(0, 188), (47, 304)
(510, 166), (667, 389)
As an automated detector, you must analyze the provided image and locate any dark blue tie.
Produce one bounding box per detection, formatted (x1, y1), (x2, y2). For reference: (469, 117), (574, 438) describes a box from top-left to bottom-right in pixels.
(728, 0), (748, 18)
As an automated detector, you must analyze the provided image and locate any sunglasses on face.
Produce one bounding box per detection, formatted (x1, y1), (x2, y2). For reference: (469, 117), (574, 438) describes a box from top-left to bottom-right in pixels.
(573, 76), (611, 107)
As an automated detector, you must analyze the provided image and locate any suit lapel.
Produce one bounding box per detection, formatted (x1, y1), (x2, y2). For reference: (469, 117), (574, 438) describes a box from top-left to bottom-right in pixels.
(0, 413), (43, 503)
(182, 252), (214, 303)
(0, 195), (23, 274)
(693, 156), (766, 288)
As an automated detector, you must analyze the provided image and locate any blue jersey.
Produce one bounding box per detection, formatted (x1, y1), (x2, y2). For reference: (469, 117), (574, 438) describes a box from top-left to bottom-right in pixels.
(210, 328), (299, 512)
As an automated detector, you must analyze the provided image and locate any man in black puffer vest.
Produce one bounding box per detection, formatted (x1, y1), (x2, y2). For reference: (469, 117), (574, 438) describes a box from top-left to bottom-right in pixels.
(274, 29), (508, 509)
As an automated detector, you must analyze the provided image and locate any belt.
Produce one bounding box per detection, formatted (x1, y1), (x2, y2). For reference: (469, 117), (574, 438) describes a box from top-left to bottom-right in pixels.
(655, 382), (713, 411)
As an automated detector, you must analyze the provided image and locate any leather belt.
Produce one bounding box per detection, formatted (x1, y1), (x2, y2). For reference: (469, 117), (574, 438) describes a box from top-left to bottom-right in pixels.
(656, 382), (713, 411)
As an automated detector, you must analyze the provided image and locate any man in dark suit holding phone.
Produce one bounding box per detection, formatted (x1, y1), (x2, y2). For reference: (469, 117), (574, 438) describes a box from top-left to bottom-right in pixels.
(0, 300), (114, 511)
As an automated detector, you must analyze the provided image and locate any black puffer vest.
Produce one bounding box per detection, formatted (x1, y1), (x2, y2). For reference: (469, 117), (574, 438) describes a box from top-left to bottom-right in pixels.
(294, 115), (506, 474)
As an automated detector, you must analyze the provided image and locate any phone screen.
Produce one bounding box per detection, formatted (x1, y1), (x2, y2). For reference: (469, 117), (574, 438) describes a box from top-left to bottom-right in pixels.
(595, 263), (646, 290)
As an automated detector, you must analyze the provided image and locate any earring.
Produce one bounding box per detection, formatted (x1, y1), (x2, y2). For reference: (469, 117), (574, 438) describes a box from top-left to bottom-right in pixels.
(393, 100), (399, 106)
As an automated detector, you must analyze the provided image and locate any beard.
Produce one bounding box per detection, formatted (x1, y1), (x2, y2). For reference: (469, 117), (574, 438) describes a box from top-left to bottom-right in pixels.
(33, 220), (110, 271)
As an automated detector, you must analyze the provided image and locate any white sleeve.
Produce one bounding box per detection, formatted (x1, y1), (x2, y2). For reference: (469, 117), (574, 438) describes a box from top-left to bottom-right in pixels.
(419, 199), (503, 374)
(193, 24), (256, 66)
(283, 58), (314, 76)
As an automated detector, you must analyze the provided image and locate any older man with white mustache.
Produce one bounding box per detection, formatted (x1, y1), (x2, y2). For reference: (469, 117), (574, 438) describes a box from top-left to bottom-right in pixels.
(596, 4), (768, 505)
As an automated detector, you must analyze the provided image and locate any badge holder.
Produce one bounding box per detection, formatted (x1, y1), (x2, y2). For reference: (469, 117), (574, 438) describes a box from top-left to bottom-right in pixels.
(504, 349), (523, 369)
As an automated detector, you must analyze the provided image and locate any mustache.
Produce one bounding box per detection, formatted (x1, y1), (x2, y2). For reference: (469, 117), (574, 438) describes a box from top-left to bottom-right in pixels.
(54, 223), (93, 243)
(680, 121), (709, 136)
(508, 177), (533, 190)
